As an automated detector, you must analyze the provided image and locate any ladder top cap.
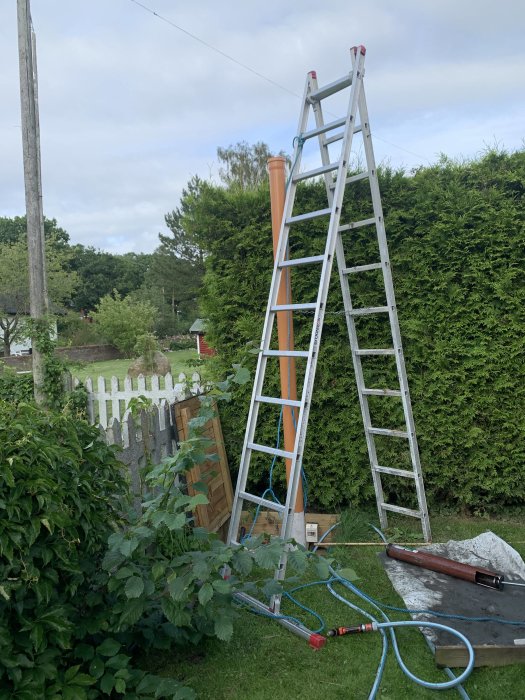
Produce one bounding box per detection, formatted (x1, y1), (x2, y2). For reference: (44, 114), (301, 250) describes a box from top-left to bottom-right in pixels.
(352, 45), (366, 55)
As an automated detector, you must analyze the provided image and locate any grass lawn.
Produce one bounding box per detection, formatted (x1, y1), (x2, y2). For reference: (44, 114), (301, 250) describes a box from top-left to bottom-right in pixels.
(145, 512), (525, 700)
(69, 349), (206, 384)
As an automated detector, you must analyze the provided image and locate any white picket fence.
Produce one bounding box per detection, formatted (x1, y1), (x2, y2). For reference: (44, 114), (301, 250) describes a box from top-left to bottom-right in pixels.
(78, 372), (203, 427)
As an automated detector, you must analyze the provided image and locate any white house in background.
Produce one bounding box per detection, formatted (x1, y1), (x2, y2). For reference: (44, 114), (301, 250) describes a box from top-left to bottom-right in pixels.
(0, 294), (59, 356)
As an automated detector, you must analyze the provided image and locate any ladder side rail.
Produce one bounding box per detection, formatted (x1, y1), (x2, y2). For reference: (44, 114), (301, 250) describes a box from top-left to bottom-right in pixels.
(275, 51), (368, 567)
(227, 77), (313, 547)
(355, 84), (431, 541)
(309, 53), (388, 530)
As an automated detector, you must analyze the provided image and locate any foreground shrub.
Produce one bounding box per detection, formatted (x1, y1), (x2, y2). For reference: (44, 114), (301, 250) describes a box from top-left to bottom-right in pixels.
(0, 402), (127, 697)
(0, 368), (318, 698)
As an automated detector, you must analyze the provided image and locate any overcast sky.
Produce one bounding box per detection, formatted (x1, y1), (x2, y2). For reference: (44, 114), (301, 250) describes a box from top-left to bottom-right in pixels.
(1, 0), (524, 254)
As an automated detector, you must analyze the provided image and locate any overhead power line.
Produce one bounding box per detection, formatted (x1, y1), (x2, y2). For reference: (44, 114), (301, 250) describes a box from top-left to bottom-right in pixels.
(128, 0), (301, 99)
(127, 0), (429, 164)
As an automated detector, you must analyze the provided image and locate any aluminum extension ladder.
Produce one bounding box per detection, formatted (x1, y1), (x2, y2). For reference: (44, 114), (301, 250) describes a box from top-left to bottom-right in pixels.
(228, 46), (431, 596)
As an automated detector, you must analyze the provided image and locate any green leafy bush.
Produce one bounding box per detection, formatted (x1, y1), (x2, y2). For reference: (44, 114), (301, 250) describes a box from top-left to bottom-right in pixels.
(92, 291), (156, 357)
(0, 366), (33, 405)
(0, 367), (317, 698)
(179, 149), (525, 512)
(0, 401), (127, 697)
(169, 336), (194, 351)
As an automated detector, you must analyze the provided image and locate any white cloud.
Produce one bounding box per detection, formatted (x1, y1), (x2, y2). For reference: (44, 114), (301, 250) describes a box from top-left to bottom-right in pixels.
(0, 0), (524, 253)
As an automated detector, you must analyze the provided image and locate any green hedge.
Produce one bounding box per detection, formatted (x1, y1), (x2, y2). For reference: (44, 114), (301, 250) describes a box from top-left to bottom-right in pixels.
(188, 149), (525, 512)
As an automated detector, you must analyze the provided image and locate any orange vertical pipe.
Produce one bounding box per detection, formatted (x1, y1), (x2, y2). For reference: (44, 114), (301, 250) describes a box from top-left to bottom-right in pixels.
(268, 156), (304, 513)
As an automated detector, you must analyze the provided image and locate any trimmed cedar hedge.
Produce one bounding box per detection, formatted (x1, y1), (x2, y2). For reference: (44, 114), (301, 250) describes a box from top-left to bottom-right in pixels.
(188, 149), (525, 512)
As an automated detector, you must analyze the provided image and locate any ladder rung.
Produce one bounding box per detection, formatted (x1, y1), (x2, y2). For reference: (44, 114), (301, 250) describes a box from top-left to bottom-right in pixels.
(361, 388), (402, 397)
(271, 303), (316, 312)
(248, 442), (295, 460)
(239, 491), (287, 513)
(293, 162), (339, 183)
(263, 350), (309, 358)
(374, 465), (416, 478)
(308, 73), (353, 102)
(367, 427), (409, 438)
(280, 255), (325, 268)
(355, 348), (395, 356)
(339, 217), (376, 232)
(286, 208), (332, 224)
(381, 503), (421, 519)
(324, 132), (343, 146)
(325, 125), (362, 147)
(301, 117), (346, 141)
(330, 170), (368, 189)
(348, 306), (389, 317)
(256, 395), (302, 408)
(343, 262), (382, 274)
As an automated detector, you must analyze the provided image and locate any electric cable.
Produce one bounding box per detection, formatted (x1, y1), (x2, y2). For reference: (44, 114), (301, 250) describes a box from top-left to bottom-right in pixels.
(127, 0), (430, 164)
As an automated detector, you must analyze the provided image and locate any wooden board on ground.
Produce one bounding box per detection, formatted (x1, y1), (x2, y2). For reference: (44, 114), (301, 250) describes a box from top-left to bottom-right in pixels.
(240, 511), (339, 542)
(380, 532), (525, 667)
(173, 397), (233, 533)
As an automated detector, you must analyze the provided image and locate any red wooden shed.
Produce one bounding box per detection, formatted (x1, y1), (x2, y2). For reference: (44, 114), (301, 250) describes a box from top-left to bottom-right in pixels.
(189, 318), (215, 357)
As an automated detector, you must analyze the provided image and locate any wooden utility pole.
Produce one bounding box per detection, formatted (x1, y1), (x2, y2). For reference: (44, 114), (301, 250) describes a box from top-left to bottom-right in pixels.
(17, 0), (48, 404)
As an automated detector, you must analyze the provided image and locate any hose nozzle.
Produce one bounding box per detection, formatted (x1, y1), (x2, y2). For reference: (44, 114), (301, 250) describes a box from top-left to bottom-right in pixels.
(327, 622), (377, 637)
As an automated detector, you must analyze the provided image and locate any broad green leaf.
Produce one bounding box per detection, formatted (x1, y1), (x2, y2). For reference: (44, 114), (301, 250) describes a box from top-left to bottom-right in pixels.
(99, 672), (115, 694)
(161, 598), (192, 626)
(118, 598), (144, 627)
(124, 575), (144, 599)
(211, 578), (231, 595)
(253, 542), (282, 569)
(152, 561), (166, 581)
(69, 674), (96, 687)
(64, 664), (80, 682)
(29, 624), (44, 652)
(40, 518), (52, 534)
(119, 537), (140, 557)
(262, 579), (283, 598)
(213, 613), (234, 641)
(186, 494), (209, 509)
(114, 678), (126, 694)
(168, 574), (192, 601)
(232, 366), (250, 384)
(337, 567), (359, 582)
(287, 547), (308, 573)
(89, 657), (105, 679)
(314, 557), (331, 580)
(115, 566), (134, 580)
(96, 638), (121, 658)
(198, 582), (213, 606)
(232, 548), (253, 576)
(164, 512), (187, 531)
(62, 687), (87, 700)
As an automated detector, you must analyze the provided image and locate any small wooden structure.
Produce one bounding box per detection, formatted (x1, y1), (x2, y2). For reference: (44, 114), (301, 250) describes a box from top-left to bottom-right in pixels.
(189, 318), (215, 357)
(173, 396), (233, 533)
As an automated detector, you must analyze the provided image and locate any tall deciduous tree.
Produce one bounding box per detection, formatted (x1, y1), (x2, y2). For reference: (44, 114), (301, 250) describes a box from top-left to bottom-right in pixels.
(216, 141), (287, 190)
(67, 246), (152, 312)
(0, 237), (78, 356)
(0, 215), (69, 247)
